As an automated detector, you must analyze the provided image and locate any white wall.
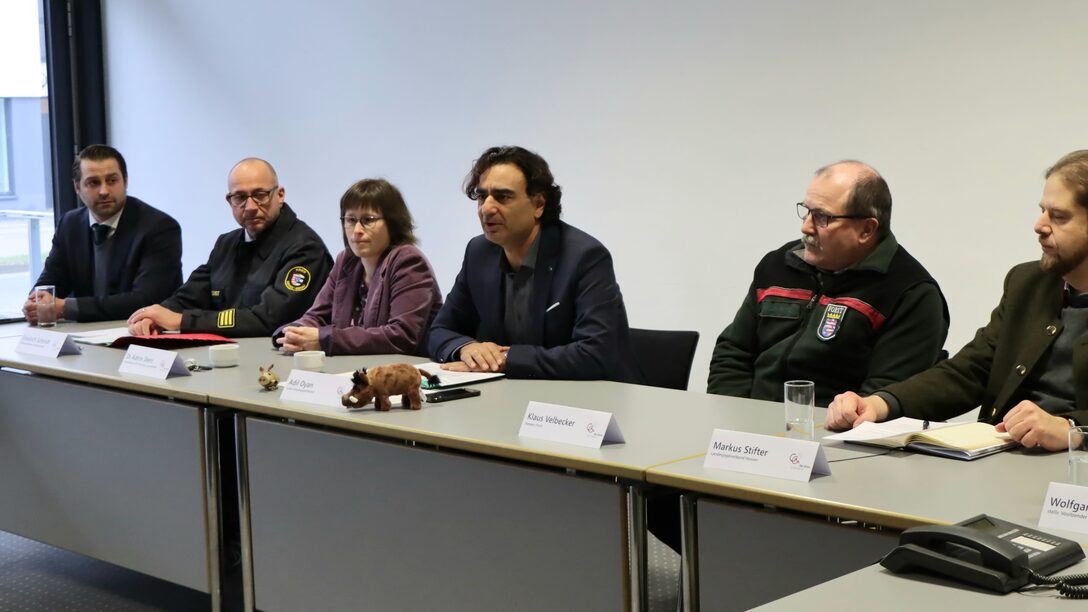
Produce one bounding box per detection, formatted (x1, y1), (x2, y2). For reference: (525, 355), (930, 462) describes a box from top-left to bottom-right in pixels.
(101, 0), (1088, 390)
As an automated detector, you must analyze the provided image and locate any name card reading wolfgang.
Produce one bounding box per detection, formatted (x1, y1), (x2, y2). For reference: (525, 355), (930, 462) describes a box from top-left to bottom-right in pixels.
(518, 401), (625, 448)
(280, 369), (352, 408)
(16, 328), (81, 358)
(118, 344), (190, 380)
(703, 429), (830, 482)
(1039, 482), (1088, 535)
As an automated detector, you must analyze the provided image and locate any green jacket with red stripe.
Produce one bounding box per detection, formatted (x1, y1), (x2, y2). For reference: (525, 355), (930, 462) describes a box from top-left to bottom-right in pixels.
(707, 235), (949, 407)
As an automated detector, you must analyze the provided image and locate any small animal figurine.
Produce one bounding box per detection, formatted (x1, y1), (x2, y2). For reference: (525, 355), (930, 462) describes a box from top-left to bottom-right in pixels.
(341, 364), (440, 411)
(258, 364), (279, 391)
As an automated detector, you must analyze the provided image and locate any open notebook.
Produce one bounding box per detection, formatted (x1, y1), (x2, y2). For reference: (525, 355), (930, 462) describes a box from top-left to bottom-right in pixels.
(414, 362), (505, 389)
(824, 417), (1018, 460)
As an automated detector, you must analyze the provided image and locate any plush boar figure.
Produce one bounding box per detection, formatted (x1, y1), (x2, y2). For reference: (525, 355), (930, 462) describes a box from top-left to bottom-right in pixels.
(341, 365), (439, 411)
(258, 364), (279, 391)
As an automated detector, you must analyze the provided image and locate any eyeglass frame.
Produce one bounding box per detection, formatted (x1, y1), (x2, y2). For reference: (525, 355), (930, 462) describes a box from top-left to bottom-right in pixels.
(340, 214), (384, 230)
(225, 185), (279, 208)
(796, 202), (870, 228)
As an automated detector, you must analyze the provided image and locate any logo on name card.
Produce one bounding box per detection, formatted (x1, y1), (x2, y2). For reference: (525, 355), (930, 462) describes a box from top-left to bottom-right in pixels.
(586, 422), (596, 434)
(789, 453), (800, 465)
(817, 303), (847, 341)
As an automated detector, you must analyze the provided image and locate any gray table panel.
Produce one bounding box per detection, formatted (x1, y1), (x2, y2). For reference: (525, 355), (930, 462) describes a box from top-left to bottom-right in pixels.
(753, 558), (1088, 610)
(244, 417), (629, 612)
(0, 370), (211, 592)
(0, 332), (208, 403)
(650, 444), (1082, 541)
(204, 339), (789, 479)
(696, 497), (896, 610)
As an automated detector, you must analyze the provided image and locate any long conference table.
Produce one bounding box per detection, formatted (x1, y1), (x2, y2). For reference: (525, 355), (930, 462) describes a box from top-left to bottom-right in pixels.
(0, 320), (1083, 611)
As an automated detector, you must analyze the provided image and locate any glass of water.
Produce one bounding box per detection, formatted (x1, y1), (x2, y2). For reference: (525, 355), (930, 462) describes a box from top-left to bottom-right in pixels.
(33, 285), (57, 328)
(1069, 426), (1088, 486)
(784, 380), (815, 441)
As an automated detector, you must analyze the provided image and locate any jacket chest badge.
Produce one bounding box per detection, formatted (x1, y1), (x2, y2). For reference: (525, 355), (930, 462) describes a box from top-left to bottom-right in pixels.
(817, 303), (848, 341)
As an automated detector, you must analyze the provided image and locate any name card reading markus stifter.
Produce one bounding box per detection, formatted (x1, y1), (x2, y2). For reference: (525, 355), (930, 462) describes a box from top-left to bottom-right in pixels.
(118, 344), (190, 380)
(1039, 482), (1088, 535)
(518, 401), (625, 448)
(16, 327), (81, 358)
(703, 429), (830, 482)
(280, 369), (353, 408)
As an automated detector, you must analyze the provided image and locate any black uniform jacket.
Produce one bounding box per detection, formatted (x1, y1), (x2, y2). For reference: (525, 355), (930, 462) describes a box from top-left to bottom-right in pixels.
(161, 203), (332, 336)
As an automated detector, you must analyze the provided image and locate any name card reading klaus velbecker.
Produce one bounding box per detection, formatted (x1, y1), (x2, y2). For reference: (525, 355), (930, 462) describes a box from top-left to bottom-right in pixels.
(704, 429), (830, 482)
(518, 401), (625, 448)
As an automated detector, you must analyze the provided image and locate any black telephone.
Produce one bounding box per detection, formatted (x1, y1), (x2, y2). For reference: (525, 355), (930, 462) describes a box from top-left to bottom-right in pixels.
(881, 514), (1085, 593)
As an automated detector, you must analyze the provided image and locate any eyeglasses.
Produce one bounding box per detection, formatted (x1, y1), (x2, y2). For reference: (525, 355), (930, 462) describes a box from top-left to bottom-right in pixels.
(226, 187), (278, 208)
(341, 215), (383, 230)
(796, 202), (869, 228)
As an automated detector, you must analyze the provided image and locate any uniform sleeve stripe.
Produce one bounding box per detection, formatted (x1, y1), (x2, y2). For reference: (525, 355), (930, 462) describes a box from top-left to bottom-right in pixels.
(818, 296), (886, 330)
(757, 287), (814, 303)
(217, 308), (236, 328)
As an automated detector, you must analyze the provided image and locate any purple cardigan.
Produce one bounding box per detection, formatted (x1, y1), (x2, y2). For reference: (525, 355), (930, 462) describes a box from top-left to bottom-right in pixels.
(276, 244), (442, 356)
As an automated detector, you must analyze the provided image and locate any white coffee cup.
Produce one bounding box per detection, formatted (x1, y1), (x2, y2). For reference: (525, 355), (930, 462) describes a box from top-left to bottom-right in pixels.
(208, 343), (240, 368)
(294, 350), (325, 371)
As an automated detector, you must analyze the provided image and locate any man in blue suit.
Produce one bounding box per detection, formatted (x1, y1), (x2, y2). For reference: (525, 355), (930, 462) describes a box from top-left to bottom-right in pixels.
(23, 145), (182, 323)
(428, 146), (641, 383)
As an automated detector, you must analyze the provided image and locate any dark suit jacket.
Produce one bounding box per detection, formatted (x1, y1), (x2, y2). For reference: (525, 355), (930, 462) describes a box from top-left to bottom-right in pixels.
(428, 221), (642, 383)
(883, 261), (1088, 425)
(34, 196), (182, 322)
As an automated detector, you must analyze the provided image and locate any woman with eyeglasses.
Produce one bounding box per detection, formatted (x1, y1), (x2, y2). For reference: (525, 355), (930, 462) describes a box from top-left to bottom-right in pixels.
(273, 179), (441, 355)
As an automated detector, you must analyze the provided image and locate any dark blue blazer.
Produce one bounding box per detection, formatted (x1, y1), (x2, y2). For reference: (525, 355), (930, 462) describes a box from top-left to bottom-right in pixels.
(35, 196), (183, 321)
(428, 221), (642, 383)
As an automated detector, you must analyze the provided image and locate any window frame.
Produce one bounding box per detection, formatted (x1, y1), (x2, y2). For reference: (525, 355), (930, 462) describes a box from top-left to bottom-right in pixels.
(43, 0), (106, 222)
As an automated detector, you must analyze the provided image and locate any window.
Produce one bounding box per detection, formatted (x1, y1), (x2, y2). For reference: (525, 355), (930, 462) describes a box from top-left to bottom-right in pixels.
(0, 1), (54, 315)
(0, 99), (10, 196)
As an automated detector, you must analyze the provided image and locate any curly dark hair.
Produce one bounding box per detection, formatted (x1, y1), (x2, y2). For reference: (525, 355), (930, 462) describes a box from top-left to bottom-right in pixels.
(463, 146), (562, 224)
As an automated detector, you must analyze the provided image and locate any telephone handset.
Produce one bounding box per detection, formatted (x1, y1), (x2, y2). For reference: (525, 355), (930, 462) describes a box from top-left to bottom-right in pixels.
(881, 514), (1085, 593)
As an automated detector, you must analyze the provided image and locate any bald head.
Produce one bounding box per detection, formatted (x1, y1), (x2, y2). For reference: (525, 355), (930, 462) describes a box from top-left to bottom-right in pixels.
(229, 158), (279, 184)
(816, 160), (891, 241)
(226, 158), (285, 236)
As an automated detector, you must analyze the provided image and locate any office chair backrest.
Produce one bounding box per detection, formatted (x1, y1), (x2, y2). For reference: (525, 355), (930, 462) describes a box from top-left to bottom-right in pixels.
(628, 328), (700, 391)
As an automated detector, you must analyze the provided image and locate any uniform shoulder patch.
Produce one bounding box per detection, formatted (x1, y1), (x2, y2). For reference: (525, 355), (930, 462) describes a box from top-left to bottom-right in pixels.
(284, 266), (311, 292)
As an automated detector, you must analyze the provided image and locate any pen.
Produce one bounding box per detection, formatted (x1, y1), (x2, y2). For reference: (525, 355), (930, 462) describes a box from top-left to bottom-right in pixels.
(923, 420), (930, 430)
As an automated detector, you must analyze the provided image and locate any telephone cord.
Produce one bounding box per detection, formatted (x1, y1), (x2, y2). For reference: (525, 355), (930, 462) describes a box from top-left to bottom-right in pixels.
(1028, 568), (1088, 599)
